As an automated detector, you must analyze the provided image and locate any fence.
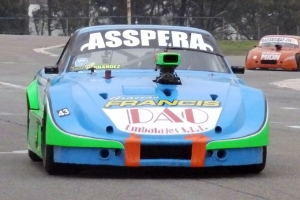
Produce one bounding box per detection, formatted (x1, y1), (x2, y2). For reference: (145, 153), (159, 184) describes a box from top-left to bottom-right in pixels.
(1, 16), (300, 40)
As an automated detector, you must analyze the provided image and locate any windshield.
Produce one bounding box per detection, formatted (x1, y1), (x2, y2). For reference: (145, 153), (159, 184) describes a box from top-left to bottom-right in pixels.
(259, 36), (299, 48)
(68, 48), (230, 73)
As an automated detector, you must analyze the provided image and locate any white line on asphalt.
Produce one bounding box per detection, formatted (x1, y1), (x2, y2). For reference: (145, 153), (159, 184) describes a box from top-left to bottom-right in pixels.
(33, 44), (64, 57)
(282, 107), (299, 110)
(0, 82), (26, 90)
(2, 62), (15, 64)
(0, 112), (26, 116)
(288, 126), (300, 129)
(0, 150), (27, 154)
(271, 79), (300, 91)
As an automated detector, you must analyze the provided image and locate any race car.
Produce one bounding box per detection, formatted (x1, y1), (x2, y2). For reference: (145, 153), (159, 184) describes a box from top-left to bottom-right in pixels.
(245, 35), (300, 71)
(26, 25), (269, 175)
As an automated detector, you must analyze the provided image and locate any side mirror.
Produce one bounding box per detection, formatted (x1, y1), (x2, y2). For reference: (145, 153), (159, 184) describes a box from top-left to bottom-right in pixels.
(44, 66), (59, 74)
(231, 66), (245, 74)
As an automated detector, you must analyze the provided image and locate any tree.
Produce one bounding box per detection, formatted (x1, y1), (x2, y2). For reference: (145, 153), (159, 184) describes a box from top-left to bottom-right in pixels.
(32, 0), (90, 36)
(225, 0), (300, 40)
(0, 0), (29, 35)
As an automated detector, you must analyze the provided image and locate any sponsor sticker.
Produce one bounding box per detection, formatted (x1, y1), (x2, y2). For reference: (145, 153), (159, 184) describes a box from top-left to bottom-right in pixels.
(260, 37), (298, 45)
(261, 52), (281, 60)
(80, 30), (214, 52)
(109, 96), (159, 100)
(104, 99), (221, 108)
(70, 64), (121, 71)
(75, 58), (89, 66)
(103, 107), (222, 135)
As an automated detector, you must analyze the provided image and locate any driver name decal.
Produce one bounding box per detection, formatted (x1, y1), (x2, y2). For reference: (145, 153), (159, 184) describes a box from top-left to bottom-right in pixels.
(103, 107), (222, 135)
(81, 30), (213, 52)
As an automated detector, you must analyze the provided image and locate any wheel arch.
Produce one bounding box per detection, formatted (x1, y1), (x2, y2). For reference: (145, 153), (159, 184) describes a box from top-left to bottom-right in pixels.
(27, 80), (39, 110)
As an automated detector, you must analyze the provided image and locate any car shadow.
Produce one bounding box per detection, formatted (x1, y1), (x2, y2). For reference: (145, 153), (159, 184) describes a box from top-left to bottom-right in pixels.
(61, 165), (264, 179)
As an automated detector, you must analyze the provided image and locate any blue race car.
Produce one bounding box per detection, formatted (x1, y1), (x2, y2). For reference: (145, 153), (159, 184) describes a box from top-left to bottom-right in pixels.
(26, 25), (269, 175)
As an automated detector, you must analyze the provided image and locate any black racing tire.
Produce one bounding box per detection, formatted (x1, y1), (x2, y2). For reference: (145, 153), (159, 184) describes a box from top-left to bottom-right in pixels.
(28, 150), (42, 162)
(295, 54), (300, 71)
(41, 109), (66, 175)
(42, 143), (66, 175)
(229, 146), (267, 174)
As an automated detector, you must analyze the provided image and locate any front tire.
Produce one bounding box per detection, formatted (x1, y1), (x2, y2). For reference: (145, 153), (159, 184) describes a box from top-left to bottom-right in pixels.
(42, 109), (65, 175)
(28, 150), (42, 162)
(295, 54), (300, 71)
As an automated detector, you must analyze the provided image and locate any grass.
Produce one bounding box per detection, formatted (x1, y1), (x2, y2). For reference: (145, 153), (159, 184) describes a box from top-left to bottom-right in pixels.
(217, 40), (259, 56)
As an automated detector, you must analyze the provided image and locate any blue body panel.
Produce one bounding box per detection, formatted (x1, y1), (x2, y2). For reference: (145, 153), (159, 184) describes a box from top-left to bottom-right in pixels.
(29, 25), (268, 169)
(45, 70), (266, 143)
(53, 146), (263, 167)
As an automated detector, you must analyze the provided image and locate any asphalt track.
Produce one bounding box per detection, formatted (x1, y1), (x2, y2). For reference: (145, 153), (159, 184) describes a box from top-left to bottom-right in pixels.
(1, 35), (300, 200)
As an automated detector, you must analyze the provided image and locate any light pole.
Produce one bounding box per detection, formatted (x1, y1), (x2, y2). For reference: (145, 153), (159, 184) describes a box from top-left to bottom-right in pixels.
(210, 11), (227, 40)
(127, 0), (131, 24)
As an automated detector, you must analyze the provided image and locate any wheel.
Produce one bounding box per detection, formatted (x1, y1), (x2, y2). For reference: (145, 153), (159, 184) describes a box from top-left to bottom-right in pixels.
(41, 109), (66, 175)
(295, 54), (300, 71)
(42, 143), (67, 175)
(28, 150), (42, 162)
(245, 53), (255, 70)
(229, 146), (267, 174)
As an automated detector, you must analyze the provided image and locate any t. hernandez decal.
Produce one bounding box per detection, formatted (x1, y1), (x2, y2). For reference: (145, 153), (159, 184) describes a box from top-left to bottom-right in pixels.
(70, 64), (120, 71)
(103, 107), (222, 135)
(80, 30), (213, 52)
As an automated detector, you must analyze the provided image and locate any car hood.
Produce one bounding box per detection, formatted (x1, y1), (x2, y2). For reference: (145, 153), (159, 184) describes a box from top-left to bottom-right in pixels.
(250, 47), (299, 57)
(48, 71), (266, 140)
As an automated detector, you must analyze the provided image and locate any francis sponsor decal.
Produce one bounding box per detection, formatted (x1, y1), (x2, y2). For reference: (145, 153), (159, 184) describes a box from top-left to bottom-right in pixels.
(103, 107), (222, 135)
(80, 30), (213, 52)
(260, 37), (298, 45)
(104, 99), (221, 108)
(261, 52), (281, 60)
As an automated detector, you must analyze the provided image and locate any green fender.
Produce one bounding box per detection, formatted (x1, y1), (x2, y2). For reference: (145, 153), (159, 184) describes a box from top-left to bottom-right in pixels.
(27, 80), (39, 110)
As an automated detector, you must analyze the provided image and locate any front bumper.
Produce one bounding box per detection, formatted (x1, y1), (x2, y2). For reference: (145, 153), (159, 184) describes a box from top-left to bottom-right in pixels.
(46, 110), (269, 167)
(246, 58), (297, 70)
(54, 146), (264, 167)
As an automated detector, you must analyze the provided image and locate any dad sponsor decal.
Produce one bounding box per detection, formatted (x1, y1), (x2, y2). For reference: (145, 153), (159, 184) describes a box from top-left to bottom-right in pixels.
(103, 107), (222, 135)
(261, 52), (281, 60)
(80, 30), (213, 52)
(260, 37), (298, 45)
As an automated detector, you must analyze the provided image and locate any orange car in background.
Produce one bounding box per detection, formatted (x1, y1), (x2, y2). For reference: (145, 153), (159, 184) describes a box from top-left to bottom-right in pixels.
(245, 35), (300, 71)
